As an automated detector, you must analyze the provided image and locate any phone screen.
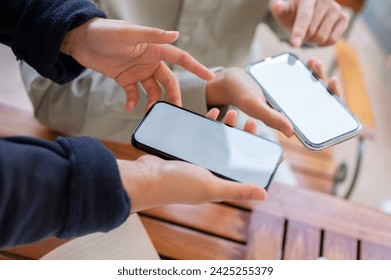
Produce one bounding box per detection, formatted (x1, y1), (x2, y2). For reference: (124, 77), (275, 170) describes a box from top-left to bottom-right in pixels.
(248, 53), (361, 149)
(132, 102), (283, 188)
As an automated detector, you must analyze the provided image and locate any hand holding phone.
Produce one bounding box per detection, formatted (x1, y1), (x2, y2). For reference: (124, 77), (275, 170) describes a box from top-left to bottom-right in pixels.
(131, 102), (284, 189)
(247, 53), (361, 150)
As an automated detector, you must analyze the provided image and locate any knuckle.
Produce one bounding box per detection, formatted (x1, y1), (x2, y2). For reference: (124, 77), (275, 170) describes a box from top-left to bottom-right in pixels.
(341, 11), (349, 22)
(314, 34), (328, 44)
(330, 2), (341, 12)
(233, 188), (252, 201)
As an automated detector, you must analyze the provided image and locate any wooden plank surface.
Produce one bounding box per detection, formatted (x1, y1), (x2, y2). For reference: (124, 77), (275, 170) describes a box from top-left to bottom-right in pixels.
(253, 184), (391, 248)
(322, 231), (357, 260)
(294, 173), (333, 194)
(277, 133), (335, 194)
(141, 216), (246, 260)
(283, 147), (336, 180)
(336, 40), (376, 139)
(284, 221), (321, 260)
(336, 0), (366, 13)
(0, 104), (55, 139)
(360, 241), (391, 260)
(0, 237), (66, 260)
(142, 203), (250, 243)
(246, 211), (285, 260)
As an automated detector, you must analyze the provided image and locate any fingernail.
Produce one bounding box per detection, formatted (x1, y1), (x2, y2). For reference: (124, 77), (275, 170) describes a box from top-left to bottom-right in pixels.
(292, 36), (302, 47)
(166, 31), (179, 36)
(254, 189), (267, 201)
(126, 102), (134, 112)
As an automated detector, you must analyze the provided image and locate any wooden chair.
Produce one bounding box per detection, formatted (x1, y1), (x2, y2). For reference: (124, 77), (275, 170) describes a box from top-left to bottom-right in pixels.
(1, 103), (390, 260)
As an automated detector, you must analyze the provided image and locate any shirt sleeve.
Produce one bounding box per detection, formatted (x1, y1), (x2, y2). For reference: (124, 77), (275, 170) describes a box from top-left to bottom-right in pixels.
(0, 0), (106, 84)
(0, 136), (130, 249)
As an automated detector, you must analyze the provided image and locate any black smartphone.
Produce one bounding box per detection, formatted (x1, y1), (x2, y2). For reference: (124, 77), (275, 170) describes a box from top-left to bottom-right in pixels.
(247, 52), (361, 151)
(131, 102), (284, 189)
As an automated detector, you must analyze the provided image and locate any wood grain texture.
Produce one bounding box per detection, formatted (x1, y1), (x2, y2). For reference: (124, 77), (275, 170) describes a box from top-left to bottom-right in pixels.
(284, 221), (321, 260)
(336, 40), (376, 139)
(246, 211), (285, 260)
(141, 216), (246, 260)
(336, 0), (366, 12)
(142, 203), (250, 243)
(254, 184), (391, 248)
(322, 231), (357, 260)
(0, 238), (67, 260)
(360, 241), (391, 260)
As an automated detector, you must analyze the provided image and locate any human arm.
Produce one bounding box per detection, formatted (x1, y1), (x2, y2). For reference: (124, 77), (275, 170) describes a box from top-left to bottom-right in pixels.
(0, 137), (130, 249)
(0, 0), (214, 111)
(269, 0), (349, 47)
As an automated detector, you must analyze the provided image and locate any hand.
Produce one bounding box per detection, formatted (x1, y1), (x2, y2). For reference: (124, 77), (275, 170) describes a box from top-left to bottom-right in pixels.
(206, 67), (294, 137)
(205, 61), (342, 137)
(270, 0), (349, 47)
(61, 18), (214, 111)
(307, 58), (342, 96)
(117, 108), (266, 213)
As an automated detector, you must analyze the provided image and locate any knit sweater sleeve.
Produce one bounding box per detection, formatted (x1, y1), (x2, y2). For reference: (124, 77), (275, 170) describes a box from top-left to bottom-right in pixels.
(0, 0), (106, 84)
(0, 136), (130, 249)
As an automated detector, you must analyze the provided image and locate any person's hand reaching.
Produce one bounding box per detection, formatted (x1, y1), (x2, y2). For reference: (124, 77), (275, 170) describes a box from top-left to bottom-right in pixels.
(270, 0), (349, 47)
(61, 18), (215, 111)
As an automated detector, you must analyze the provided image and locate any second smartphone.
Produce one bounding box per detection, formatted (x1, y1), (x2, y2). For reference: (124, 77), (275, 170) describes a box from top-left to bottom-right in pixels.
(247, 53), (361, 151)
(132, 102), (284, 189)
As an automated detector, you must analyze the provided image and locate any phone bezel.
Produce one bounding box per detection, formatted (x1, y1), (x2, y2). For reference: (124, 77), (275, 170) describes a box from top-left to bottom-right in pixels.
(131, 101), (284, 189)
(247, 52), (362, 151)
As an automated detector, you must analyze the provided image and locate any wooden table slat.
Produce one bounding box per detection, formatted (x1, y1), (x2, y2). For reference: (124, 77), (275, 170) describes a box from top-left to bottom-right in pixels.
(284, 149), (336, 180)
(142, 203), (250, 243)
(284, 220), (321, 260)
(253, 184), (391, 248)
(246, 211), (285, 260)
(360, 241), (391, 260)
(278, 134), (334, 159)
(140, 216), (246, 260)
(294, 173), (333, 194)
(0, 237), (66, 260)
(322, 231), (357, 260)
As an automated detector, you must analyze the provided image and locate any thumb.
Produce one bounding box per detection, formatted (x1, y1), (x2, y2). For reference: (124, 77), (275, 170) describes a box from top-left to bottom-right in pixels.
(270, 0), (290, 17)
(132, 25), (179, 44)
(212, 180), (268, 202)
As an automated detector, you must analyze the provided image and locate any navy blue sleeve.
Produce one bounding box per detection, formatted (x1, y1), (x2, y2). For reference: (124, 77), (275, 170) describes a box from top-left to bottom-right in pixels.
(0, 0), (106, 84)
(0, 136), (130, 249)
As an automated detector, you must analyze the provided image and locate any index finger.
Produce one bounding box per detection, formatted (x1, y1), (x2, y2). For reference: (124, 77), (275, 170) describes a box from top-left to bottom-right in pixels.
(291, 0), (316, 47)
(161, 44), (215, 81)
(241, 98), (294, 137)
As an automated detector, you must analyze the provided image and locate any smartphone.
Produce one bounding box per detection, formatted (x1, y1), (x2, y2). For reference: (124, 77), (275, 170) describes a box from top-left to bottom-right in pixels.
(131, 101), (284, 189)
(247, 52), (361, 151)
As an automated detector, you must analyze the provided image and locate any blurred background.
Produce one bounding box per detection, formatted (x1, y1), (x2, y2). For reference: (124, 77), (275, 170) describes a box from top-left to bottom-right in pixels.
(255, 0), (391, 212)
(0, 0), (390, 211)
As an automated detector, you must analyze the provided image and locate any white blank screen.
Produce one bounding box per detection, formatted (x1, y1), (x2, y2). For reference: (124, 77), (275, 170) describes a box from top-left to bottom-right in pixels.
(133, 103), (283, 188)
(249, 53), (359, 145)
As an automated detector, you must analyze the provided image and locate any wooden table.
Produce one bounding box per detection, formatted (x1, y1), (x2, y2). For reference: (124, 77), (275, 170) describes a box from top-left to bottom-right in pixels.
(1, 104), (391, 260)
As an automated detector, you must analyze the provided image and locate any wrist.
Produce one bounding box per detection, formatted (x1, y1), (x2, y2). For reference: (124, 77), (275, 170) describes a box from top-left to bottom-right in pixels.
(116, 157), (162, 213)
(60, 17), (99, 56)
(206, 68), (229, 106)
(117, 159), (148, 213)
